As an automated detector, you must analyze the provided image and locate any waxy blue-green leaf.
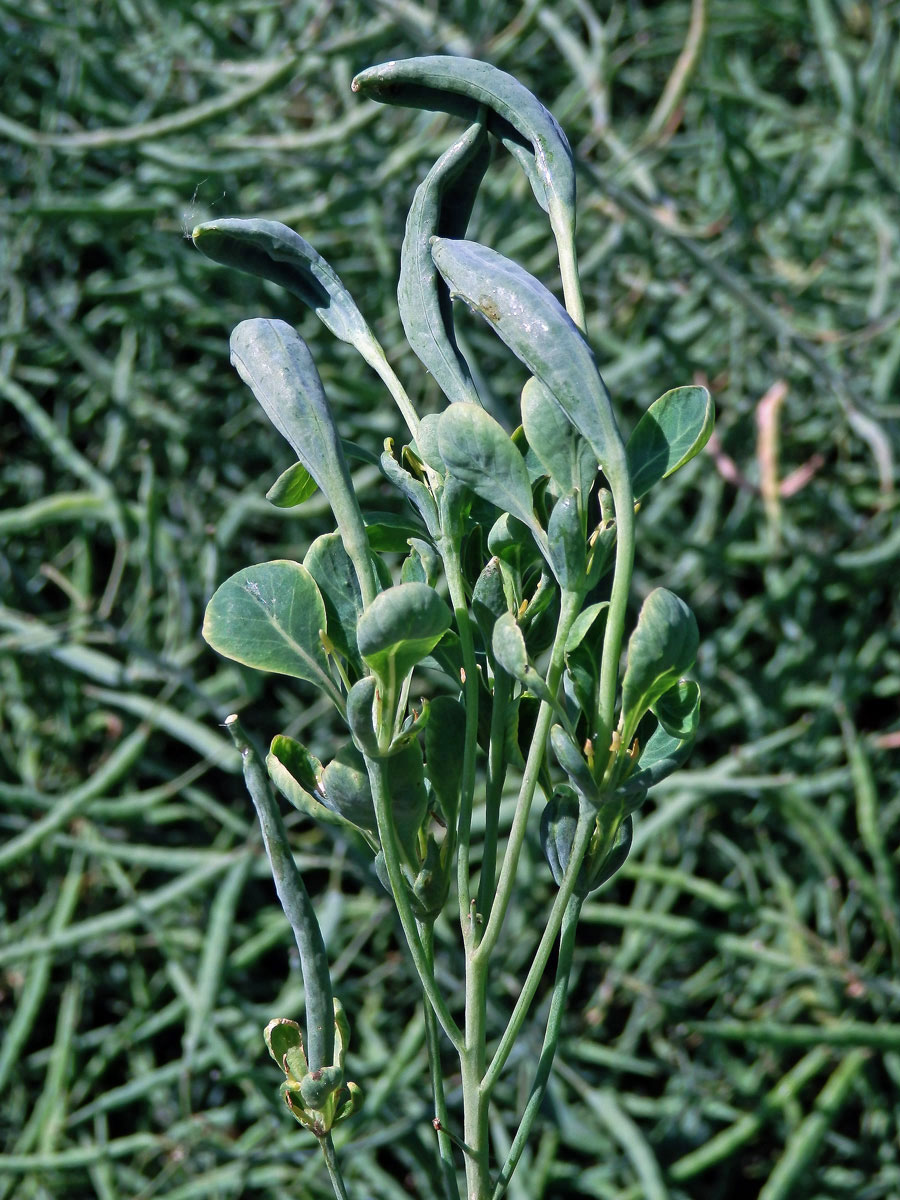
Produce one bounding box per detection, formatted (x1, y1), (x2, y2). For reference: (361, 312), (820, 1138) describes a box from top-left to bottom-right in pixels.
(346, 675), (381, 759)
(352, 56), (574, 221)
(267, 736), (370, 841)
(203, 560), (342, 709)
(266, 461), (318, 508)
(380, 440), (439, 536)
(620, 588), (698, 745)
(431, 238), (627, 484)
(521, 377), (595, 498)
(352, 56), (581, 319)
(437, 403), (544, 545)
(547, 491), (586, 592)
(321, 744), (378, 834)
(398, 121), (489, 406)
(193, 218), (375, 352)
(627, 385), (715, 500)
(303, 533), (363, 666)
(424, 695), (466, 826)
(652, 678), (701, 741)
(357, 583), (452, 688)
(229, 319), (376, 606)
(550, 724), (598, 802)
(618, 708), (700, 802)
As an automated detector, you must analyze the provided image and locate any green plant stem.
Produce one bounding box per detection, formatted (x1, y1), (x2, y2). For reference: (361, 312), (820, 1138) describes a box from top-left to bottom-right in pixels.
(423, 927), (462, 1200)
(362, 345), (421, 442)
(476, 670), (511, 921)
(492, 892), (582, 1199)
(597, 448), (636, 738)
(437, 534), (481, 934)
(321, 1133), (351, 1200)
(366, 754), (464, 1053)
(481, 804), (594, 1098)
(556, 223), (587, 333)
(477, 588), (583, 962)
(225, 715), (334, 1071)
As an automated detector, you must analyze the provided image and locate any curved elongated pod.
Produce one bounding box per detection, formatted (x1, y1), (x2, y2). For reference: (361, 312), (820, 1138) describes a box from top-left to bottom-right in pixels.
(353, 56), (584, 325)
(399, 120), (490, 406)
(230, 318), (377, 607)
(430, 236), (635, 730)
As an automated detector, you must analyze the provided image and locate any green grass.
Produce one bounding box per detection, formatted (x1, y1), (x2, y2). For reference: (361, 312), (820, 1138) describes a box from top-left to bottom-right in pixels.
(2, 1), (899, 1196)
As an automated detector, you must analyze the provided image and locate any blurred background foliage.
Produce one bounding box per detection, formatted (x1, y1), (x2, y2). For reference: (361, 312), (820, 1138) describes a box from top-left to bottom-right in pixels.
(1, 1), (899, 1197)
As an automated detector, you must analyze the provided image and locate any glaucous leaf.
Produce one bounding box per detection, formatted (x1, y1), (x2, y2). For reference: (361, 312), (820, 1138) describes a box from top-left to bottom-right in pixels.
(546, 491), (586, 592)
(321, 743), (377, 833)
(398, 120), (490, 406)
(266, 461), (318, 508)
(626, 385), (715, 500)
(424, 695), (466, 826)
(193, 218), (375, 351)
(521, 377), (595, 497)
(652, 678), (701, 740)
(203, 560), (342, 707)
(357, 583), (452, 686)
(430, 239), (625, 482)
(620, 588), (698, 746)
(437, 403), (542, 539)
(303, 533), (363, 665)
(351, 56), (575, 226)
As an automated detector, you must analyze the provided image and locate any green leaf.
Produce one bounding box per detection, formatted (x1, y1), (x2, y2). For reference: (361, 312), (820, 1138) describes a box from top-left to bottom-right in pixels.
(565, 601), (608, 653)
(652, 678), (701, 740)
(619, 709), (699, 803)
(203, 560), (342, 708)
(193, 218), (376, 353)
(270, 734), (322, 795)
(303, 533), (363, 665)
(491, 611), (529, 680)
(546, 491), (586, 592)
(398, 120), (490, 406)
(386, 741), (430, 865)
(620, 588), (698, 745)
(266, 461), (318, 508)
(265, 1018), (307, 1080)
(267, 737), (367, 840)
(550, 723), (598, 802)
(352, 56), (578, 296)
(346, 675), (381, 759)
(626, 385), (715, 500)
(431, 238), (625, 481)
(521, 377), (595, 497)
(321, 743), (378, 833)
(424, 695), (466, 826)
(365, 511), (429, 553)
(229, 319), (376, 606)
(437, 403), (543, 542)
(357, 583), (452, 687)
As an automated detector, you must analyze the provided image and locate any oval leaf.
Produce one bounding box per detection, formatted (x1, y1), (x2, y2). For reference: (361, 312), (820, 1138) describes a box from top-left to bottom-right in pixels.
(521, 376), (595, 497)
(627, 385), (715, 500)
(266, 460), (318, 508)
(621, 588), (698, 745)
(203, 560), (342, 707)
(424, 695), (466, 826)
(437, 402), (541, 538)
(357, 583), (452, 685)
(651, 678), (701, 740)
(398, 120), (490, 406)
(546, 491), (586, 592)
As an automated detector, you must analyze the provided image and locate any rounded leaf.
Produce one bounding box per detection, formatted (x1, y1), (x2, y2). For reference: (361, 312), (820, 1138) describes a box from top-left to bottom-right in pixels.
(621, 589), (698, 746)
(203, 560), (342, 707)
(626, 385), (715, 500)
(357, 583), (451, 684)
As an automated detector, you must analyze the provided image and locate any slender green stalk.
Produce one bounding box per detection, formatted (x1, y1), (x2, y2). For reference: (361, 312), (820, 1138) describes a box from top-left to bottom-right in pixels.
(438, 535), (481, 934)
(362, 347), (421, 442)
(476, 670), (511, 921)
(482, 805), (595, 1097)
(321, 1133), (351, 1200)
(366, 754), (464, 1052)
(478, 588), (583, 962)
(597, 447), (636, 738)
(492, 893), (582, 1199)
(423, 927), (462, 1200)
(225, 714), (334, 1071)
